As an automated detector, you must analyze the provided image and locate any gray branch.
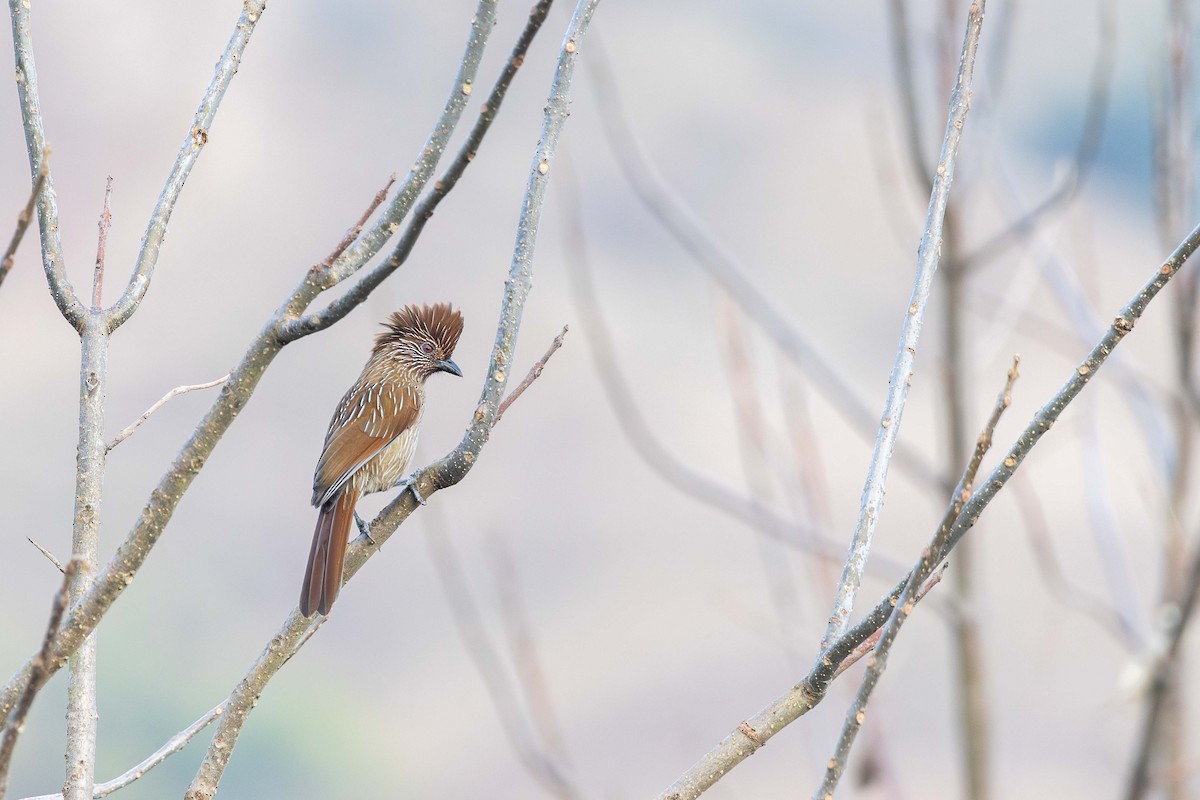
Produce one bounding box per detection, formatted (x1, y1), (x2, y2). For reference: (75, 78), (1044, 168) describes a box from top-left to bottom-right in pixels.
(653, 215), (1200, 800)
(182, 3), (598, 796)
(9, 0), (79, 326)
(821, 0), (987, 648)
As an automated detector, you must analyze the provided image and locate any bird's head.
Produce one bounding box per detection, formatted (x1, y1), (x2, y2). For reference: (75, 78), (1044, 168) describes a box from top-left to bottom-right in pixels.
(374, 303), (465, 380)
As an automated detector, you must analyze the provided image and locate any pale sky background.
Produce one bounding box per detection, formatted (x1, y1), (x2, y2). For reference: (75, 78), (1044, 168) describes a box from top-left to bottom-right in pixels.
(0, 1), (1195, 798)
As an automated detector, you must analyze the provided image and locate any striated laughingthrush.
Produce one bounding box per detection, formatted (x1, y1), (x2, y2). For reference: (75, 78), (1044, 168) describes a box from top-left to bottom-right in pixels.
(300, 303), (464, 617)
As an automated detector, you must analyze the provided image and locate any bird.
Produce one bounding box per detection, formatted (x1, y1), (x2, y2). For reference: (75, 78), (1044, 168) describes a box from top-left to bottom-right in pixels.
(300, 303), (464, 617)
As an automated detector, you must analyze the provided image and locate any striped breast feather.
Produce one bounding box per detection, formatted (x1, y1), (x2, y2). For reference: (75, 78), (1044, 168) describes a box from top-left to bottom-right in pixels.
(312, 379), (420, 507)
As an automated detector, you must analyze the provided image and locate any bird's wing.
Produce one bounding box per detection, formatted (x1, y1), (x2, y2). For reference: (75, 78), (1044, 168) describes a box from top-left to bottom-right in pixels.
(312, 379), (419, 506)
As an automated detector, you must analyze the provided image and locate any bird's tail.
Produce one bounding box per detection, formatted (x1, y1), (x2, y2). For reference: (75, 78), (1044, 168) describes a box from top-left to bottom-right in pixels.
(300, 487), (359, 617)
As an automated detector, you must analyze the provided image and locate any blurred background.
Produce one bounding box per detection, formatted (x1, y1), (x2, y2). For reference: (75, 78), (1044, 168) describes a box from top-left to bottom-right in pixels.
(1, 1), (1196, 797)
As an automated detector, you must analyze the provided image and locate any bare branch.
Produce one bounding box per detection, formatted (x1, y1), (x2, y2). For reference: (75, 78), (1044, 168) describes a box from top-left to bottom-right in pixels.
(657, 217), (1200, 800)
(0, 163), (46, 292)
(279, 0), (557, 342)
(25, 537), (63, 574)
(104, 2), (266, 331)
(821, 0), (987, 648)
(0, 561), (77, 800)
(495, 326), (568, 424)
(64, 313), (113, 799)
(814, 353), (1018, 798)
(91, 178), (112, 310)
(106, 373), (232, 452)
(183, 4), (598, 795)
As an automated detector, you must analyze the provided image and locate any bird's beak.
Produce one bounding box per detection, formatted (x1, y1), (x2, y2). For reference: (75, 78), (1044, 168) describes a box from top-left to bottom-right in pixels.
(436, 358), (463, 377)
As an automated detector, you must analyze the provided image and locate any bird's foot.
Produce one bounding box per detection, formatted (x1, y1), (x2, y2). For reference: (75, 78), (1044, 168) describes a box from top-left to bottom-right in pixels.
(393, 472), (428, 505)
(355, 512), (377, 547)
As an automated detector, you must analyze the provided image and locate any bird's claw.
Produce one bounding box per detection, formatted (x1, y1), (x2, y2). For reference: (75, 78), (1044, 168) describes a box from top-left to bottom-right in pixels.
(395, 473), (428, 506)
(355, 512), (377, 546)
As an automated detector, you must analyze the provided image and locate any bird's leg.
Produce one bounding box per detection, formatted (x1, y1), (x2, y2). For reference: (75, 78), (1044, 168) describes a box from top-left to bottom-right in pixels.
(355, 512), (377, 546)
(392, 472), (428, 505)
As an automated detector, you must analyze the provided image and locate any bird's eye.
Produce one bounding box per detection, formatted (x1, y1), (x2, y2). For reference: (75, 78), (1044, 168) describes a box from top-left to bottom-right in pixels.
(420, 342), (434, 355)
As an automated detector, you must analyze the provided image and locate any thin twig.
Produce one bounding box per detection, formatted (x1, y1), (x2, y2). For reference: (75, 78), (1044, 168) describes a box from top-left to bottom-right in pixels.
(106, 373), (232, 452)
(496, 326), (568, 424)
(182, 5), (598, 796)
(0, 561), (77, 800)
(831, 563), (949, 681)
(91, 178), (112, 310)
(0, 164), (46, 292)
(26, 537), (63, 573)
(319, 175), (395, 270)
(19, 703), (226, 800)
(821, 0), (987, 648)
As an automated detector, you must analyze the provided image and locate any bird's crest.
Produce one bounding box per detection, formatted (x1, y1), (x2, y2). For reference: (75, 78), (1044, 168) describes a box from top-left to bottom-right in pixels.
(373, 303), (464, 357)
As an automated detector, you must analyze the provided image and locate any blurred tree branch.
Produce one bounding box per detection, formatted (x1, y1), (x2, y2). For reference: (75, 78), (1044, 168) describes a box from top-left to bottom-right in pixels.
(656, 215), (1200, 800)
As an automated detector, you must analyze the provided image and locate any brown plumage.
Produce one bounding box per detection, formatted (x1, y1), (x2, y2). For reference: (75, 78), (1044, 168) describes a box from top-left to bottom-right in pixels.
(300, 303), (464, 617)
